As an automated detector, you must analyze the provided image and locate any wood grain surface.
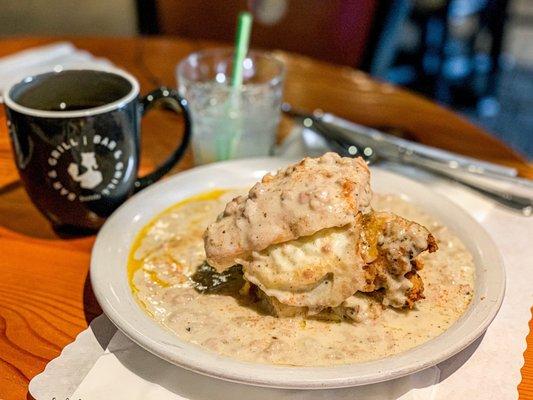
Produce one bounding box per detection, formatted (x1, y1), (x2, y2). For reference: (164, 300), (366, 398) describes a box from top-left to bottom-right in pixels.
(0, 37), (531, 399)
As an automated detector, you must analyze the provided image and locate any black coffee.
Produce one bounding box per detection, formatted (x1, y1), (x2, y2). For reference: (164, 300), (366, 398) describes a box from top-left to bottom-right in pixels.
(11, 70), (131, 112)
(5, 68), (191, 233)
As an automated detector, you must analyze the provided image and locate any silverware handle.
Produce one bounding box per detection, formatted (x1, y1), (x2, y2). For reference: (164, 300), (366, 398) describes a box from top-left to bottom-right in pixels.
(320, 113), (519, 178)
(404, 156), (533, 215)
(402, 151), (533, 189)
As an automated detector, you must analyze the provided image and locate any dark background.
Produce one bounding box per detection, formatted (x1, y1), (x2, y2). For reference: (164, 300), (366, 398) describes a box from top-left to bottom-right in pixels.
(0, 0), (531, 158)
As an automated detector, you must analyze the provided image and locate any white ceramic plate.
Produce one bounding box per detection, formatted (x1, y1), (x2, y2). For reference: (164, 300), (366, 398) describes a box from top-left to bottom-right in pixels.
(91, 158), (505, 389)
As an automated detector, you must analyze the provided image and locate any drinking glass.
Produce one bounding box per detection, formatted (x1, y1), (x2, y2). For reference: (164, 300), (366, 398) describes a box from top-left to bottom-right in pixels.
(177, 48), (285, 165)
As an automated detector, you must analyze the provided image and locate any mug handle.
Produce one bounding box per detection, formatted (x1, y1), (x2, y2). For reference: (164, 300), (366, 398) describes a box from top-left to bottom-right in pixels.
(134, 87), (192, 192)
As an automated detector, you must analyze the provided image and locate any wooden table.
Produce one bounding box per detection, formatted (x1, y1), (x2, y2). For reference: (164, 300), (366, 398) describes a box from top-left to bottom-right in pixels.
(0, 37), (531, 400)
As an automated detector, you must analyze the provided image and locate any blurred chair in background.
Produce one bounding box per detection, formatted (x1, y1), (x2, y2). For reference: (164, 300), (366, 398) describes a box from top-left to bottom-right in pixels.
(0, 0), (529, 157)
(138, 0), (380, 68)
(138, 0), (532, 158)
(140, 0), (512, 106)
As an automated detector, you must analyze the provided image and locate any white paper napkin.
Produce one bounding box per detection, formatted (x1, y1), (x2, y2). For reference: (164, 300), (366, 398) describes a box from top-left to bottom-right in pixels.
(29, 120), (533, 400)
(29, 314), (440, 400)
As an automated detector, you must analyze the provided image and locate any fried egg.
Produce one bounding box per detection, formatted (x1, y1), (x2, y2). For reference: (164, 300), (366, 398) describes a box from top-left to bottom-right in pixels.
(241, 224), (366, 308)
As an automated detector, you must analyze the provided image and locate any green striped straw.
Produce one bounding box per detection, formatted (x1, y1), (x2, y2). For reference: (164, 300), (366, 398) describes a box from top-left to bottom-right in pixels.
(226, 11), (252, 159)
(231, 12), (253, 90)
(214, 12), (252, 161)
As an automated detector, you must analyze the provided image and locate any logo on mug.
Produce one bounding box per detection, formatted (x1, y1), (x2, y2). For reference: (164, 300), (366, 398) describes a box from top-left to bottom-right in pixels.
(45, 123), (126, 202)
(68, 152), (103, 189)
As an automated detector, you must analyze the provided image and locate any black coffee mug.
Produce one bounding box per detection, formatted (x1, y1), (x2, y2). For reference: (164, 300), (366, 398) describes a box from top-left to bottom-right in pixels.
(4, 68), (191, 233)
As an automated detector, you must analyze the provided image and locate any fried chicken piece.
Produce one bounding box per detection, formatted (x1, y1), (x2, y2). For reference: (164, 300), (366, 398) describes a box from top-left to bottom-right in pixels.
(405, 270), (424, 308)
(359, 211), (438, 308)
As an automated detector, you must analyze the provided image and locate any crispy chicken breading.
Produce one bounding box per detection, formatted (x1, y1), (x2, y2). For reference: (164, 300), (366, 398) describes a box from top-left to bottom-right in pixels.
(359, 211), (438, 308)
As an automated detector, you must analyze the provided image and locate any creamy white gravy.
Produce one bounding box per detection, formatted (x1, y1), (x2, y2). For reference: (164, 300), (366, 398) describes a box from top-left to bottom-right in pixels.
(130, 190), (475, 367)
